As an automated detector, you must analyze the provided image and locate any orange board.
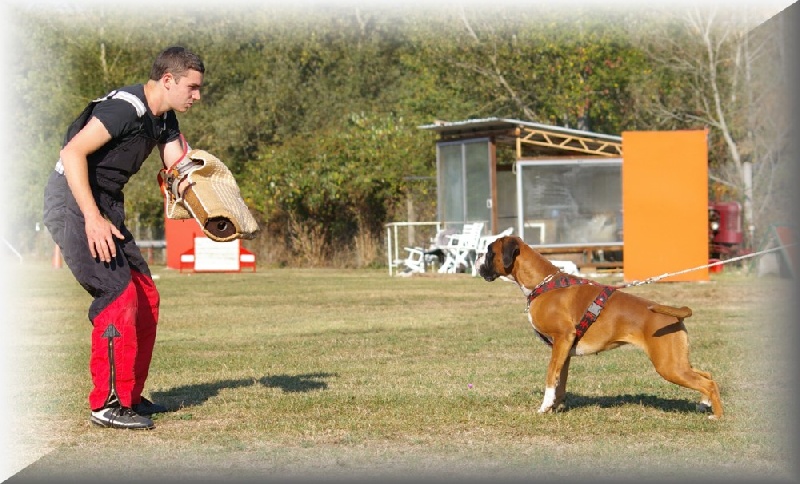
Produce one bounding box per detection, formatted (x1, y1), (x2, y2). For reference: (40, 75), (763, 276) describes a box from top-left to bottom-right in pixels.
(164, 217), (205, 270)
(622, 130), (709, 282)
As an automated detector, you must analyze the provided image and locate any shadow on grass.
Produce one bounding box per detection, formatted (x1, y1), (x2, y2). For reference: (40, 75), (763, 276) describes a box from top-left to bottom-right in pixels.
(259, 372), (337, 393)
(152, 372), (337, 410)
(560, 392), (700, 414)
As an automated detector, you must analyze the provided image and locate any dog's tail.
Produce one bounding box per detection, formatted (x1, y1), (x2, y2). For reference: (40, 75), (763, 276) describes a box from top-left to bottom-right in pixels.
(648, 304), (692, 319)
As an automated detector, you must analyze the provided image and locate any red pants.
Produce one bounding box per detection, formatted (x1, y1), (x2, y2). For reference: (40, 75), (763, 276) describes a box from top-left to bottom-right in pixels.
(44, 171), (161, 410)
(89, 270), (159, 410)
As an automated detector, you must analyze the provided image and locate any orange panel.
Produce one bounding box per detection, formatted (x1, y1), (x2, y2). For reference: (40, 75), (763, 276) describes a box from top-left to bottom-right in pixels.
(622, 130), (709, 282)
(164, 217), (205, 270)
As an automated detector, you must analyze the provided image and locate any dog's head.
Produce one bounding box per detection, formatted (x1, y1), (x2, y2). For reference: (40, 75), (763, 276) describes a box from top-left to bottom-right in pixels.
(476, 235), (522, 282)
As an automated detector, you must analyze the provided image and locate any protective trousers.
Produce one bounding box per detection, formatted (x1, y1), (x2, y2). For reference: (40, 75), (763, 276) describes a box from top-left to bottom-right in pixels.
(43, 171), (160, 411)
(88, 270), (159, 410)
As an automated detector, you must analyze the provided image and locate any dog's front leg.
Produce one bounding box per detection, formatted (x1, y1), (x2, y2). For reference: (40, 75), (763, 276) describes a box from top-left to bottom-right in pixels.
(539, 337), (574, 413)
(553, 354), (571, 410)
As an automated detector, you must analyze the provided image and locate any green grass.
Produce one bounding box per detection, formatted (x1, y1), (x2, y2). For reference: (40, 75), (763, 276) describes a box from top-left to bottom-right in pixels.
(6, 263), (797, 481)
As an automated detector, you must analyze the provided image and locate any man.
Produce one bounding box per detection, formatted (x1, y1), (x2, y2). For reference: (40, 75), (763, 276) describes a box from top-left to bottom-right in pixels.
(43, 46), (204, 430)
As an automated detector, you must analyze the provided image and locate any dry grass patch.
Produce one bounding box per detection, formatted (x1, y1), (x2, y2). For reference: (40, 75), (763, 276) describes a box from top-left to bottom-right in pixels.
(6, 263), (796, 482)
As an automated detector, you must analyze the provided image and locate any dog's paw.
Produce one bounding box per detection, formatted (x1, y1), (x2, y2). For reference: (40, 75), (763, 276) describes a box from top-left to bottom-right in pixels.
(538, 405), (567, 414)
(537, 404), (554, 414)
(538, 388), (557, 413)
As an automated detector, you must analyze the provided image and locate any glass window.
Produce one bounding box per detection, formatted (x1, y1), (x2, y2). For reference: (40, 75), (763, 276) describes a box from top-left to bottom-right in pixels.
(436, 140), (491, 231)
(516, 159), (622, 246)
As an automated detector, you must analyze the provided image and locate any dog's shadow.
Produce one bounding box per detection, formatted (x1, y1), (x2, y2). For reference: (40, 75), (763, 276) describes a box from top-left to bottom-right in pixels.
(150, 372), (337, 411)
(558, 393), (699, 414)
(151, 375), (698, 416)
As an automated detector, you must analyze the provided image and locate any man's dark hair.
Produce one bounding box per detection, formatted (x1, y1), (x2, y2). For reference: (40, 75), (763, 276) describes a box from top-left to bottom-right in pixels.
(149, 46), (205, 81)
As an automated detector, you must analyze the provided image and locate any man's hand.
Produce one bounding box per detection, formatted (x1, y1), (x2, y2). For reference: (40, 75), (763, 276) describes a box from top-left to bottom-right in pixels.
(84, 212), (124, 263)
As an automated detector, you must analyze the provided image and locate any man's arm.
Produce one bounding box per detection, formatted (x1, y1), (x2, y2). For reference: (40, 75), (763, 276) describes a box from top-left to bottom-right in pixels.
(59, 117), (124, 263)
(159, 136), (189, 170)
(159, 136), (195, 195)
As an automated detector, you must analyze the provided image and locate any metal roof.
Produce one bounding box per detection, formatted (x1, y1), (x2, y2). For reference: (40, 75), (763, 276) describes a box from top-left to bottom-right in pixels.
(419, 117), (623, 158)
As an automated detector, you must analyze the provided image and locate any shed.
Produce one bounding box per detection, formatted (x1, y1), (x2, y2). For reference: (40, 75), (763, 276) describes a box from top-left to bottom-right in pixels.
(418, 118), (624, 269)
(417, 118), (709, 281)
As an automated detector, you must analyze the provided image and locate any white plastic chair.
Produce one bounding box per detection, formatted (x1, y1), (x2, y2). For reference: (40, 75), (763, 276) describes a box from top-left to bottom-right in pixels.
(395, 229), (451, 275)
(551, 260), (580, 275)
(438, 222), (485, 274)
(396, 247), (444, 275)
(395, 247), (427, 274)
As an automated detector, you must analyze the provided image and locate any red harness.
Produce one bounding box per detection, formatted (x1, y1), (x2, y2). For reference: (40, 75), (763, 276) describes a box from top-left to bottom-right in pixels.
(526, 271), (616, 347)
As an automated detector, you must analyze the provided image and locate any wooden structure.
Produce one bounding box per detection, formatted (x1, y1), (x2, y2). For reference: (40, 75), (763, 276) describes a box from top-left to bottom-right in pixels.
(419, 118), (709, 280)
(423, 118), (623, 158)
(419, 118), (624, 271)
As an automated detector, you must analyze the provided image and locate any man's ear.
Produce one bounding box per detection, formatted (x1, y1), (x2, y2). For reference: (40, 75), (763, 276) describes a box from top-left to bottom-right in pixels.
(162, 72), (175, 89)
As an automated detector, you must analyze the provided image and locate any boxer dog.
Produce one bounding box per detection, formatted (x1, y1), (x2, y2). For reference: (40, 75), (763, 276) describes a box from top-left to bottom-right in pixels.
(475, 235), (723, 419)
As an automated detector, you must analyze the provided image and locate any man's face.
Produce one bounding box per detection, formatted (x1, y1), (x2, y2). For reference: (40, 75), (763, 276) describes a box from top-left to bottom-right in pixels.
(167, 69), (203, 113)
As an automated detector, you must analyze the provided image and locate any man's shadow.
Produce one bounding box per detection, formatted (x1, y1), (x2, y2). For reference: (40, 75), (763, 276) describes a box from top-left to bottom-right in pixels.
(151, 372), (337, 411)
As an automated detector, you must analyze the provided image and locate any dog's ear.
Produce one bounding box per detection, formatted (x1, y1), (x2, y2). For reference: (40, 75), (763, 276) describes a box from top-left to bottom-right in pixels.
(501, 236), (520, 271)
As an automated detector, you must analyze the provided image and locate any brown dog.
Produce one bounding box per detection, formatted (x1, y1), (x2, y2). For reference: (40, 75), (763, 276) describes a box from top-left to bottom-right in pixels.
(475, 235), (723, 419)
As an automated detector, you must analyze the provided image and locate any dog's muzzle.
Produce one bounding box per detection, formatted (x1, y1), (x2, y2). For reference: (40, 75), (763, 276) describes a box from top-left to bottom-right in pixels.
(475, 252), (486, 269)
(475, 252), (499, 281)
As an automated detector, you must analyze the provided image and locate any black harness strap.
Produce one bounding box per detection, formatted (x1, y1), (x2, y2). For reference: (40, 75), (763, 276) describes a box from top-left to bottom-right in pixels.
(575, 285), (616, 339)
(54, 90), (147, 175)
(526, 272), (616, 347)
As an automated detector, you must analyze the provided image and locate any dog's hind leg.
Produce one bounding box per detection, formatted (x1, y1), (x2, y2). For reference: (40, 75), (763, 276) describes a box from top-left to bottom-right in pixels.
(690, 368), (716, 413)
(693, 368), (712, 379)
(539, 337), (574, 413)
(645, 330), (723, 419)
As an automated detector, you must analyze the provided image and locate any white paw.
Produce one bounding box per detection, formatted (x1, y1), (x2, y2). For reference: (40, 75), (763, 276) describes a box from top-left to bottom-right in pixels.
(539, 387), (556, 413)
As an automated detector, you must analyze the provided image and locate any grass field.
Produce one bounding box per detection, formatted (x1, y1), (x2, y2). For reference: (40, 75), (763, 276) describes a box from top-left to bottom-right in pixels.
(5, 261), (797, 482)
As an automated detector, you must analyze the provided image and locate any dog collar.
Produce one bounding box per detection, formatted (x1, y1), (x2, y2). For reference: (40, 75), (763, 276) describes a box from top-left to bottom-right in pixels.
(525, 270), (570, 309)
(526, 270), (562, 301)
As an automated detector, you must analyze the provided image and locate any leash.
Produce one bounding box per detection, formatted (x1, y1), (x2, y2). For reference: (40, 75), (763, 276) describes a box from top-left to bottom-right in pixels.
(523, 242), (794, 347)
(617, 243), (795, 288)
(524, 242), (794, 303)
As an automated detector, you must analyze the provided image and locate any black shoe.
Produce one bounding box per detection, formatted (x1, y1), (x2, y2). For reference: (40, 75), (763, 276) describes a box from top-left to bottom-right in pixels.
(132, 397), (168, 416)
(90, 406), (155, 430)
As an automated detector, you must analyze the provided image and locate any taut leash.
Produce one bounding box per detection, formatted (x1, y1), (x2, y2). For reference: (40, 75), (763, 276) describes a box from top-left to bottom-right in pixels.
(618, 243), (795, 288)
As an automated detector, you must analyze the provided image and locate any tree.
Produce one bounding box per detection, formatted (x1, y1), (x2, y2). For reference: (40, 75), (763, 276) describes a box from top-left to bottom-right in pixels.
(410, 5), (650, 135)
(11, 3), (787, 267)
(629, 5), (789, 250)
